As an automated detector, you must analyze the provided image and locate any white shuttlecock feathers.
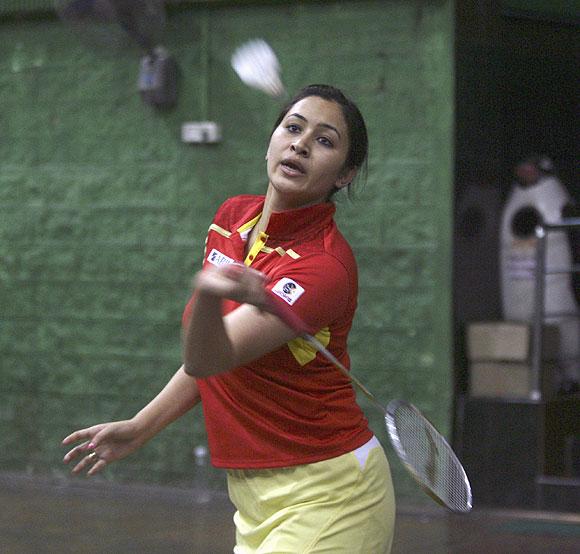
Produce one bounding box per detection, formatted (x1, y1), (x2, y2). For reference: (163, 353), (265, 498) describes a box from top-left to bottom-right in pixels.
(231, 39), (286, 98)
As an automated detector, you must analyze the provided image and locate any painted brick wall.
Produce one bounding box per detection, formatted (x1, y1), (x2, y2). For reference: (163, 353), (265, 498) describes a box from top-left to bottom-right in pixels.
(0, 1), (453, 504)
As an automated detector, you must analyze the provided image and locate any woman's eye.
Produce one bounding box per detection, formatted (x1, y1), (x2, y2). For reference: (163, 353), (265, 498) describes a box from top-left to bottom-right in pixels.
(286, 124), (301, 133)
(317, 136), (333, 147)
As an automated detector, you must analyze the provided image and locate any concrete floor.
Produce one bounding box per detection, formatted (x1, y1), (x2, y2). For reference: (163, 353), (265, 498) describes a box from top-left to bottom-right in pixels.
(1, 473), (579, 553)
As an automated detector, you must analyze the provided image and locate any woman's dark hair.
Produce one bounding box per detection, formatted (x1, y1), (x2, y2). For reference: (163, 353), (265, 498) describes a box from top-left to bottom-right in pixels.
(271, 84), (368, 194)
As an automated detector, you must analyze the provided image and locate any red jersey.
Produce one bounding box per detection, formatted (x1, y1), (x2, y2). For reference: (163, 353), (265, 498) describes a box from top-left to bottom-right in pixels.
(183, 195), (372, 468)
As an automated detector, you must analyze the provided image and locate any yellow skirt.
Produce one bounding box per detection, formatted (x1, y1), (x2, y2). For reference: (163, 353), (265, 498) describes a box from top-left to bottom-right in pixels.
(227, 437), (395, 553)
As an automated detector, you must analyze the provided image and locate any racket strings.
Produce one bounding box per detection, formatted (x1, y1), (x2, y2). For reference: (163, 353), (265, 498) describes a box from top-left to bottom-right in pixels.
(392, 406), (471, 512)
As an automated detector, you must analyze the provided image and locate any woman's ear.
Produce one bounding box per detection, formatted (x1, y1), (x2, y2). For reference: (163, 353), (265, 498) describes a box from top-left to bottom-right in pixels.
(335, 167), (358, 190)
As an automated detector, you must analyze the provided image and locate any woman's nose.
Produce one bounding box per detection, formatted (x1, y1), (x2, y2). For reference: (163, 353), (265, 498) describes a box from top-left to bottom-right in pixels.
(291, 139), (309, 157)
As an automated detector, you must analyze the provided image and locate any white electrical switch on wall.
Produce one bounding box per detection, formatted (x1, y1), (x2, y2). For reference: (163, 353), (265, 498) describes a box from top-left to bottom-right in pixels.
(181, 122), (222, 144)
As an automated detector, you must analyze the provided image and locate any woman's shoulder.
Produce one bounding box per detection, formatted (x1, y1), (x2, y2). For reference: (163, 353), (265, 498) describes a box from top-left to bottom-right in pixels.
(213, 195), (265, 225)
(291, 229), (358, 282)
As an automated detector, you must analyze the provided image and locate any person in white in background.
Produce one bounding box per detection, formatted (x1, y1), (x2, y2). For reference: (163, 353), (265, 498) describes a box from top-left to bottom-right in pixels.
(500, 155), (579, 390)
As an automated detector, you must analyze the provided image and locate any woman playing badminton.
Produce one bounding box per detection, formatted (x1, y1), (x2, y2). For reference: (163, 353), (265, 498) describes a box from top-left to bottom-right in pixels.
(63, 84), (395, 553)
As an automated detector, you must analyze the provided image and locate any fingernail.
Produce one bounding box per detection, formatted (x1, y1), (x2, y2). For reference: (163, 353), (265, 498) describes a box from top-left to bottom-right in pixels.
(87, 443), (95, 450)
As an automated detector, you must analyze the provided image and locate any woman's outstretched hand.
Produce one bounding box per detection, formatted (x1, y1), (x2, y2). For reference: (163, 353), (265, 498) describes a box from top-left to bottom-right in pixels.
(193, 263), (269, 309)
(62, 419), (149, 476)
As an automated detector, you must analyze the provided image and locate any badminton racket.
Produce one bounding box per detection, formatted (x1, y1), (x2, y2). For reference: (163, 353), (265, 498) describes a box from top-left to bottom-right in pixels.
(265, 293), (473, 513)
(231, 39), (286, 98)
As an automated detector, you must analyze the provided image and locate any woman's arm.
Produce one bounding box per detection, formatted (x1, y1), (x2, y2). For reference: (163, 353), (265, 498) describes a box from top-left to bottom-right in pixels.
(132, 364), (201, 434)
(182, 264), (296, 377)
(63, 365), (201, 475)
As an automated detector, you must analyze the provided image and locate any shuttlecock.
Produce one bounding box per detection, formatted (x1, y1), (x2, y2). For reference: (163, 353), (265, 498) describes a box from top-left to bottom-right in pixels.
(231, 39), (286, 98)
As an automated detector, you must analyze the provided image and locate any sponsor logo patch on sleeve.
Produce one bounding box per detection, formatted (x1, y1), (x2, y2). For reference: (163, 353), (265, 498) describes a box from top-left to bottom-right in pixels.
(207, 248), (234, 267)
(271, 278), (305, 305)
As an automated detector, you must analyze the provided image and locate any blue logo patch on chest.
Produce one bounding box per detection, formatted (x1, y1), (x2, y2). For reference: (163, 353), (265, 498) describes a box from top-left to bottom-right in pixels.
(207, 248), (234, 267)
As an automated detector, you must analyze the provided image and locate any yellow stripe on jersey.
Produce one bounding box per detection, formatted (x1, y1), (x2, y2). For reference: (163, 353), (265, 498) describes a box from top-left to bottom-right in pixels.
(209, 223), (232, 238)
(287, 327), (331, 366)
(237, 213), (262, 234)
(259, 246), (301, 258)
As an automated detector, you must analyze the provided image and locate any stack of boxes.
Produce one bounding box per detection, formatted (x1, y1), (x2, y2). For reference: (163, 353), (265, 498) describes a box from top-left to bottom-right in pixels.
(467, 322), (559, 399)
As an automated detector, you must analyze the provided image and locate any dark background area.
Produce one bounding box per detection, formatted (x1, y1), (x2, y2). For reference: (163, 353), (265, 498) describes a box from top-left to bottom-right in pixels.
(453, 0), (579, 397)
(455, 0), (578, 198)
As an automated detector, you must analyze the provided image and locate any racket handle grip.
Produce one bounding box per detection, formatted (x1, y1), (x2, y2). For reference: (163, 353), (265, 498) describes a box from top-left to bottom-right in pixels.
(265, 292), (309, 335)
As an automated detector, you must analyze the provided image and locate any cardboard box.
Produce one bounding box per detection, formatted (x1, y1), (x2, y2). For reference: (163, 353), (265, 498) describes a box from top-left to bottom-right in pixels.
(469, 361), (557, 399)
(467, 321), (560, 362)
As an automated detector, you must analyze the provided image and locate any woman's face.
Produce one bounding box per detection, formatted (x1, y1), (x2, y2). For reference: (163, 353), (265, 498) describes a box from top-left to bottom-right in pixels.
(266, 96), (356, 209)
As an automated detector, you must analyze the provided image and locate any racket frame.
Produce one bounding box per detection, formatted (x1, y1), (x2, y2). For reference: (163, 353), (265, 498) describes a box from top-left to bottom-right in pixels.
(385, 399), (473, 513)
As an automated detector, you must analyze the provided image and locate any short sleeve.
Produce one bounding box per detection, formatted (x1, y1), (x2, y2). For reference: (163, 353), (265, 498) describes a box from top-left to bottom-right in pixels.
(265, 253), (353, 334)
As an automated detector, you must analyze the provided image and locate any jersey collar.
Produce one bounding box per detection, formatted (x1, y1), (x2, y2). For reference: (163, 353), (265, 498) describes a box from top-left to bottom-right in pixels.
(235, 196), (336, 243)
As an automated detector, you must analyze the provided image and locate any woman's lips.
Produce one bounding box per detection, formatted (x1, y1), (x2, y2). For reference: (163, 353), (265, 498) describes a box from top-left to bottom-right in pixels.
(280, 158), (306, 176)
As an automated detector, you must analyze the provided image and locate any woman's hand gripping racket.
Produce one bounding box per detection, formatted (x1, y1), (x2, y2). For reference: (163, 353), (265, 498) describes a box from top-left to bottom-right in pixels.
(265, 293), (473, 514)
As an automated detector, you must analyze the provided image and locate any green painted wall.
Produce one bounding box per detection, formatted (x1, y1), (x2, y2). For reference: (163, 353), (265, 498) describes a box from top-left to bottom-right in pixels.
(0, 0), (454, 505)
